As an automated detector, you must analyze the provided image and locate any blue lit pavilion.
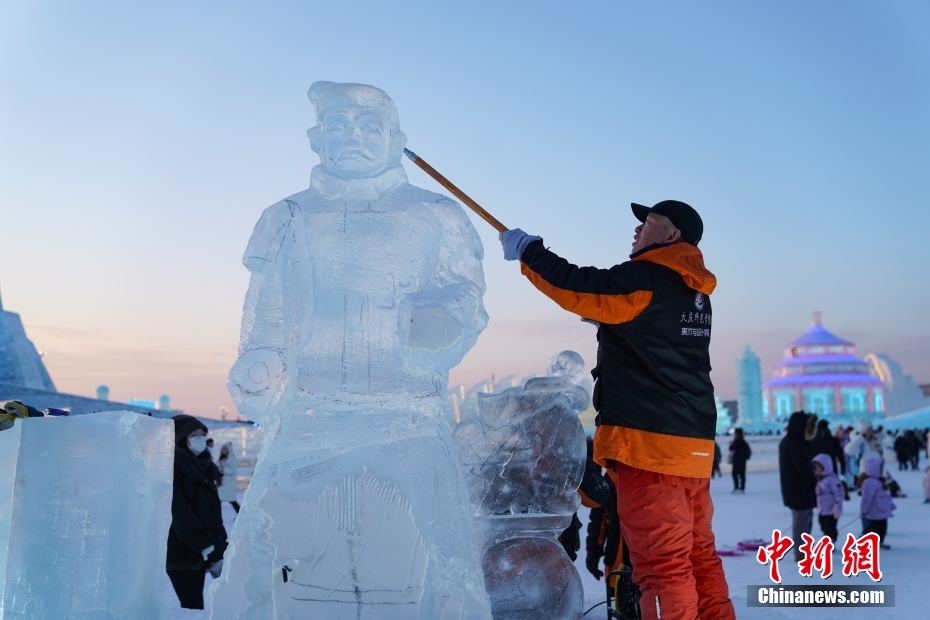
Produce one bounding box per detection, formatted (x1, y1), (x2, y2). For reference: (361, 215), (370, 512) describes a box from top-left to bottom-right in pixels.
(762, 313), (885, 422)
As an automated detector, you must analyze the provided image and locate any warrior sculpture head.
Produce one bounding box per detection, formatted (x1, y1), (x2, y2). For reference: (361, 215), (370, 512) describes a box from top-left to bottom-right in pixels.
(307, 81), (408, 179)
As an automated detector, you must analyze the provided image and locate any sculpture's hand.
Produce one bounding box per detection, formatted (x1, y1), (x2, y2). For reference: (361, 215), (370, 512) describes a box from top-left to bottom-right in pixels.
(228, 348), (286, 419)
(407, 306), (465, 352)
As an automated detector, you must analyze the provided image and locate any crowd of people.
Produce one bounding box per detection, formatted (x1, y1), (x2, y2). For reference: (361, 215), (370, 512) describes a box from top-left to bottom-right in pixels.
(775, 412), (929, 555)
(574, 414), (928, 618)
(892, 429), (925, 471)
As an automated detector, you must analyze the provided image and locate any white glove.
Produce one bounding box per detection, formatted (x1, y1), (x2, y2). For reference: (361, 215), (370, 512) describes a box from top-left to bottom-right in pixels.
(202, 545), (215, 562)
(499, 229), (541, 261)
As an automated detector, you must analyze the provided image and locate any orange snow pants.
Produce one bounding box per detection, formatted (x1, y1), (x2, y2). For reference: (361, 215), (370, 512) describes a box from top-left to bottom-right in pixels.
(614, 462), (735, 620)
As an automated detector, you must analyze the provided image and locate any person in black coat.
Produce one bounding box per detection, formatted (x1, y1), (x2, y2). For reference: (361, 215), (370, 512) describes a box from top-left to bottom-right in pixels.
(905, 430), (921, 470)
(712, 441), (722, 478)
(562, 437), (609, 564)
(728, 428), (751, 492)
(893, 433), (910, 471)
(779, 411), (818, 561)
(808, 419), (846, 476)
(167, 415), (228, 610)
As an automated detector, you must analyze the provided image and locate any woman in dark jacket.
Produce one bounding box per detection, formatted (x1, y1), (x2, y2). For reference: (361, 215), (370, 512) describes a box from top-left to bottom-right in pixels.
(779, 411), (818, 561)
(808, 419), (847, 477)
(167, 415), (228, 609)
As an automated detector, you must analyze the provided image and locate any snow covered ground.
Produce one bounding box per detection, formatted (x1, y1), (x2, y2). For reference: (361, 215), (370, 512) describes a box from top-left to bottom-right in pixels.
(574, 467), (927, 619)
(166, 467), (928, 619)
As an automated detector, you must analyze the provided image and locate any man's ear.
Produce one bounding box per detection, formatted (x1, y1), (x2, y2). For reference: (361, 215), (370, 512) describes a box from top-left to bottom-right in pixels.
(308, 125), (322, 154)
(667, 228), (683, 243)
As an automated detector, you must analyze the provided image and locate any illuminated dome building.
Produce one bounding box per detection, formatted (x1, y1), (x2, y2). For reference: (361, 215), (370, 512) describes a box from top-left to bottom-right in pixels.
(762, 313), (884, 422)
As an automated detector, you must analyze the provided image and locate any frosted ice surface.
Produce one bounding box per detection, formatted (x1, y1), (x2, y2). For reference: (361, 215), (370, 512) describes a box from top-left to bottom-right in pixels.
(0, 422), (22, 616)
(210, 81), (492, 619)
(453, 351), (588, 620)
(0, 412), (174, 620)
(453, 351), (588, 516)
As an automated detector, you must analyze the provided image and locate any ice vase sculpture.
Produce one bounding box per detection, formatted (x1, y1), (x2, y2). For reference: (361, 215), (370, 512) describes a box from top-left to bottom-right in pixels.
(209, 82), (493, 620)
(453, 351), (588, 620)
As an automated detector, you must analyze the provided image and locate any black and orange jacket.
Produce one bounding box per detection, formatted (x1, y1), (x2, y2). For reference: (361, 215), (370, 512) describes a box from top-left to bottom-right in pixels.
(520, 240), (718, 478)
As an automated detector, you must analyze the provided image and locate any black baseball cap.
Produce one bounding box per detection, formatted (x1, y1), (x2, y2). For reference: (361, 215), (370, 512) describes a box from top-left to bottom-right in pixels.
(631, 200), (703, 246)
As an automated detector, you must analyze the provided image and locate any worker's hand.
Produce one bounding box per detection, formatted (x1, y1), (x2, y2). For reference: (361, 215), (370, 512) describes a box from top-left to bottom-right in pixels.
(499, 228), (541, 261)
(832, 505), (842, 520)
(585, 553), (604, 581)
(201, 545), (215, 562)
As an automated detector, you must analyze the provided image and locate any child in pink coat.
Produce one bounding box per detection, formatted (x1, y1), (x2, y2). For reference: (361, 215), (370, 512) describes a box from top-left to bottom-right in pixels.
(813, 453), (844, 542)
(860, 457), (896, 548)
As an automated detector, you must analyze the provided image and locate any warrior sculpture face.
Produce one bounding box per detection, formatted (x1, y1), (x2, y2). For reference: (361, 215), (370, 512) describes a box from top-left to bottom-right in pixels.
(318, 106), (392, 176)
(307, 81), (407, 179)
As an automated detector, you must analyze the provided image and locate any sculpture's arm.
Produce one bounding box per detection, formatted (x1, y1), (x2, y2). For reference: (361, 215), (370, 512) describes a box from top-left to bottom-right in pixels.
(227, 201), (296, 421)
(406, 197), (488, 369)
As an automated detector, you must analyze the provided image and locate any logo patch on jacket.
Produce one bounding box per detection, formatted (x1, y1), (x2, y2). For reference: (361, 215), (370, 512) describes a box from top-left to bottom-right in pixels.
(694, 292), (705, 311)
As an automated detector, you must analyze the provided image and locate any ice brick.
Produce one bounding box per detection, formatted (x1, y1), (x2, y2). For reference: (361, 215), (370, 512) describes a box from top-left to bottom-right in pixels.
(0, 411), (174, 620)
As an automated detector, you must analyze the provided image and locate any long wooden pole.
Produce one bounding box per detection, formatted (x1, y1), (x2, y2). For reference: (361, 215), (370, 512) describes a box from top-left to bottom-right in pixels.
(403, 148), (508, 233)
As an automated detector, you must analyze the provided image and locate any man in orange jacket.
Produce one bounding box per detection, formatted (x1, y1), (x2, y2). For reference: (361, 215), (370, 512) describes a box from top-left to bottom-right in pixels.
(500, 201), (735, 620)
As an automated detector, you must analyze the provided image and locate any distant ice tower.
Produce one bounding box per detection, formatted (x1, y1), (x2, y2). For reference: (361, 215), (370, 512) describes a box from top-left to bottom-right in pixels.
(737, 346), (763, 429)
(714, 395), (731, 435)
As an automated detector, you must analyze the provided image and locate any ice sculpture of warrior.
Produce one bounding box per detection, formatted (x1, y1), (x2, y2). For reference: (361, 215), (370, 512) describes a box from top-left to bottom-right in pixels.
(453, 351), (588, 620)
(209, 82), (493, 620)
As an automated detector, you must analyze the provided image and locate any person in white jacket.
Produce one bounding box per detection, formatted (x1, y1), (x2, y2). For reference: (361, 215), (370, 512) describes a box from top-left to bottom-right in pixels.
(880, 430), (897, 468)
(216, 442), (239, 513)
(844, 418), (882, 481)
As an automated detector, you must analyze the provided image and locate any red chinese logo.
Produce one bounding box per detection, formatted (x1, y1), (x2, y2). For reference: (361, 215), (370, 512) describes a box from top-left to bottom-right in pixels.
(841, 532), (882, 582)
(758, 530), (882, 582)
(756, 529), (794, 583)
(797, 533), (834, 578)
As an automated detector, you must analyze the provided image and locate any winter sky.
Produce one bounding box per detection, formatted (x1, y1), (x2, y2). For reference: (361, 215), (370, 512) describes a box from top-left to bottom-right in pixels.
(1, 1), (928, 418)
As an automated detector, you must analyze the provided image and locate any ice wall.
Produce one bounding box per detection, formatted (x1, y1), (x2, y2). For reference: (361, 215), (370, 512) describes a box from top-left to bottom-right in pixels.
(453, 352), (588, 620)
(0, 412), (174, 620)
(211, 81), (492, 619)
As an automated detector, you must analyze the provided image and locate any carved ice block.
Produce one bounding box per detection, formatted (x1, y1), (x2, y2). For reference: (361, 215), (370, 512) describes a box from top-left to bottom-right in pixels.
(0, 412), (174, 620)
(453, 351), (589, 620)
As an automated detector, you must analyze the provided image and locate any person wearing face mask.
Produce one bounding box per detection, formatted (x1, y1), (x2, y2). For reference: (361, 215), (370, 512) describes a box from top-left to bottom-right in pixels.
(167, 415), (228, 609)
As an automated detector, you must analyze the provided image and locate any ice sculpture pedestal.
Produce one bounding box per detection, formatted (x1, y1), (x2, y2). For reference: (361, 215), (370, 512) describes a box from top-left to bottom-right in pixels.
(0, 412), (174, 620)
(475, 515), (582, 618)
